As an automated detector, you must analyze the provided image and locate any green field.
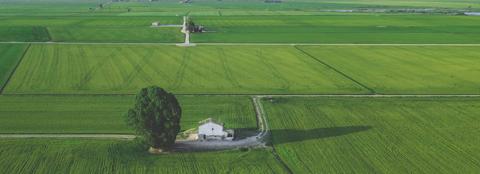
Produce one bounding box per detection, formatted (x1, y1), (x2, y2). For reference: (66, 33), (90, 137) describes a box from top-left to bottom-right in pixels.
(1, 0), (480, 173)
(0, 139), (286, 174)
(0, 44), (27, 91)
(2, 0), (479, 17)
(299, 45), (480, 94)
(264, 97), (480, 173)
(0, 16), (183, 42)
(192, 15), (480, 44)
(2, 15), (480, 43)
(4, 44), (365, 94)
(0, 95), (255, 133)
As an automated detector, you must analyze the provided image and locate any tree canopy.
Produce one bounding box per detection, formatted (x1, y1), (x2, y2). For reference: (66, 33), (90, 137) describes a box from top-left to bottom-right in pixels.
(126, 86), (182, 151)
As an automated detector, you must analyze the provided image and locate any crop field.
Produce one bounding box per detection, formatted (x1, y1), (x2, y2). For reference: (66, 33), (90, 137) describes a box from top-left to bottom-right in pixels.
(299, 45), (480, 94)
(4, 44), (365, 94)
(0, 16), (183, 42)
(1, 0), (480, 173)
(2, 15), (480, 43)
(0, 95), (255, 133)
(0, 139), (286, 174)
(4, 0), (478, 17)
(0, 44), (27, 91)
(263, 97), (480, 173)
(192, 15), (480, 43)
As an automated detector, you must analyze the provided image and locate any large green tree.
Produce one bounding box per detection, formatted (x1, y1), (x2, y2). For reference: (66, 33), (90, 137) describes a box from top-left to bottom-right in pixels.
(126, 86), (182, 152)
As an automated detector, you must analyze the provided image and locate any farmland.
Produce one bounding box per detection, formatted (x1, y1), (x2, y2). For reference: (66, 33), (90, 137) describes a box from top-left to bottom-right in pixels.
(263, 97), (480, 173)
(192, 15), (480, 43)
(0, 139), (286, 174)
(0, 44), (27, 91)
(4, 44), (365, 94)
(2, 15), (480, 43)
(1, 0), (480, 173)
(298, 45), (480, 94)
(0, 95), (256, 133)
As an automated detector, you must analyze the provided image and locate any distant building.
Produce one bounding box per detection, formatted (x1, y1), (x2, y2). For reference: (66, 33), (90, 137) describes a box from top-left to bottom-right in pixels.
(198, 118), (234, 141)
(464, 12), (480, 16)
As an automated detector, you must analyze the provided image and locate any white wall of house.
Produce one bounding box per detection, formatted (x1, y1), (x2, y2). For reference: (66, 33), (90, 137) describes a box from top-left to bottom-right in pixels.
(198, 122), (224, 136)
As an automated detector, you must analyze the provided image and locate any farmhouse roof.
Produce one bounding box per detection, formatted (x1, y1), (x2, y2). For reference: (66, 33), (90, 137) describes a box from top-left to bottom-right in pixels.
(199, 118), (224, 126)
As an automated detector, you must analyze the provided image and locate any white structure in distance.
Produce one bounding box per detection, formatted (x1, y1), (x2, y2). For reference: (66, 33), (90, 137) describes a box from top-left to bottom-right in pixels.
(177, 16), (196, 46)
(198, 118), (234, 141)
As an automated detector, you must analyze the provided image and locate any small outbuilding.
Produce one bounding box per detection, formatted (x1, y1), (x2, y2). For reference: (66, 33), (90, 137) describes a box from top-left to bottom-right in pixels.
(151, 21), (160, 27)
(198, 118), (234, 141)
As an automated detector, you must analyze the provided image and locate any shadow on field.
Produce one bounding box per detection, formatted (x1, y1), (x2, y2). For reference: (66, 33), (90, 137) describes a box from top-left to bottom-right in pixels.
(270, 126), (372, 145)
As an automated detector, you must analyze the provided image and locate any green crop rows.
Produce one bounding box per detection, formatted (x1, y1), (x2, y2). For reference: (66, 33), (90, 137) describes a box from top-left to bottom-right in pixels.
(0, 44), (27, 92)
(0, 95), (256, 133)
(264, 97), (480, 173)
(0, 139), (286, 174)
(1, 0), (480, 173)
(4, 44), (365, 94)
(298, 45), (480, 94)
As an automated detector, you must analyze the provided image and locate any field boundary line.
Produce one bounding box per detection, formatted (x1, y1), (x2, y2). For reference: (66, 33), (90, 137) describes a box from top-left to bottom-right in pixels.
(2, 93), (480, 97)
(293, 45), (376, 94)
(0, 134), (135, 139)
(44, 27), (53, 42)
(3, 41), (480, 46)
(0, 44), (31, 94)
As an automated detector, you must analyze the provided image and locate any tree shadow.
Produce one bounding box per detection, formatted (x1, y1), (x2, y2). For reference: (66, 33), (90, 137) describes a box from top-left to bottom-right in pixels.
(270, 126), (372, 145)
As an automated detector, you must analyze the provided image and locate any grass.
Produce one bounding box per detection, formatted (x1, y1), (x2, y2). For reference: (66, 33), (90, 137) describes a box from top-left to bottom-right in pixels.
(0, 95), (256, 133)
(0, 44), (27, 92)
(299, 45), (480, 94)
(0, 26), (50, 42)
(2, 0), (478, 17)
(0, 139), (287, 174)
(0, 16), (184, 42)
(2, 15), (480, 43)
(4, 44), (365, 94)
(263, 97), (480, 173)
(192, 15), (480, 43)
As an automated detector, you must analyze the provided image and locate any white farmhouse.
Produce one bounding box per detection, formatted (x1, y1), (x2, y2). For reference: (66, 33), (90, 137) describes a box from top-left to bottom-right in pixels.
(198, 118), (234, 141)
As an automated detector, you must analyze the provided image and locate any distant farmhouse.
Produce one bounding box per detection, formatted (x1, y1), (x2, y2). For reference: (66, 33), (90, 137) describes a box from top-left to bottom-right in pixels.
(198, 118), (234, 141)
